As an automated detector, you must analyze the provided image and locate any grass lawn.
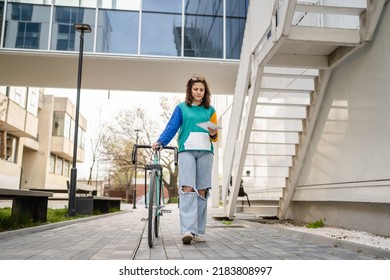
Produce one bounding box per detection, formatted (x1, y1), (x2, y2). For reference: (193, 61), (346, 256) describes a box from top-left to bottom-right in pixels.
(0, 207), (119, 232)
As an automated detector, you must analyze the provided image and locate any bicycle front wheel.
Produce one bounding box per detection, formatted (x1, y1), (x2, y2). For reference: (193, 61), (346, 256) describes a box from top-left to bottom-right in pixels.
(148, 169), (157, 248)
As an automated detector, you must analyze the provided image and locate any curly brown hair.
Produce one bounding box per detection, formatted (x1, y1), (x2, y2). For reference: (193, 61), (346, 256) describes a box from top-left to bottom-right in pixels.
(184, 75), (211, 108)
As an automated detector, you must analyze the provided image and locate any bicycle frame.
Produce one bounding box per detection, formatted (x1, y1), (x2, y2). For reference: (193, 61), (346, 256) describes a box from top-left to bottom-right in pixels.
(132, 144), (178, 248)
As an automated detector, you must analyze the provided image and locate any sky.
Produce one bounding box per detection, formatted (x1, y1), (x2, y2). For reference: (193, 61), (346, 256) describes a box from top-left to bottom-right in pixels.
(45, 88), (184, 180)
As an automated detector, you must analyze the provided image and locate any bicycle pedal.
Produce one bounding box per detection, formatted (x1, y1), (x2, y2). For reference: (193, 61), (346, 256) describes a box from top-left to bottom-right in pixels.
(161, 209), (172, 213)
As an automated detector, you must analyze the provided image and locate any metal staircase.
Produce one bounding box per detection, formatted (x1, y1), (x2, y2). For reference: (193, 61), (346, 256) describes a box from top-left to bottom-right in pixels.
(223, 0), (386, 219)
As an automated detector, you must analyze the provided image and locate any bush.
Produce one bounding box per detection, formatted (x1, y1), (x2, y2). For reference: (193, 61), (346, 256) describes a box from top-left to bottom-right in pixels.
(306, 219), (325, 228)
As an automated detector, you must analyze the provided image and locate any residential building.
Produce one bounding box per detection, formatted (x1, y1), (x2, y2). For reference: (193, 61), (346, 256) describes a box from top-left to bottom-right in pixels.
(0, 86), (87, 191)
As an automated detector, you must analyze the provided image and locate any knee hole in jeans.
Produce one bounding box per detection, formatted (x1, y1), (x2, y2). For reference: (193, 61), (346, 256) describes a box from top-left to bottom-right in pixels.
(182, 186), (195, 193)
(198, 189), (208, 198)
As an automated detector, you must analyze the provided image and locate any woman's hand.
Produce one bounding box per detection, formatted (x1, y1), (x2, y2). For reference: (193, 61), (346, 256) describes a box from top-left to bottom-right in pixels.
(152, 142), (161, 151)
(208, 127), (217, 137)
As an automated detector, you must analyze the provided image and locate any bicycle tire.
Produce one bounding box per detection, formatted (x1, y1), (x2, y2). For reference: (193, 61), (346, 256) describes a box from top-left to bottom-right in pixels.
(154, 173), (161, 238)
(148, 170), (157, 248)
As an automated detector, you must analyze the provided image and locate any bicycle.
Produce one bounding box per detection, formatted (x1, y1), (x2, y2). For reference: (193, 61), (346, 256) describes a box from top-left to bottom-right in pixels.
(131, 144), (178, 248)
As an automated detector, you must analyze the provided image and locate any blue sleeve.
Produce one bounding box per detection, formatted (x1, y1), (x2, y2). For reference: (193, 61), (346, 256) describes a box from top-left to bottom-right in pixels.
(157, 105), (182, 146)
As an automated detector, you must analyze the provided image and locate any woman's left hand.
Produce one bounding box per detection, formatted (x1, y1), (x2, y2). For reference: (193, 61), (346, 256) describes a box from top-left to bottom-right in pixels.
(208, 127), (217, 136)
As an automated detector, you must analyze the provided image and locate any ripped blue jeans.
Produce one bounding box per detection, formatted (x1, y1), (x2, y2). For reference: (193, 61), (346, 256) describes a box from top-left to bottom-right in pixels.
(178, 151), (213, 235)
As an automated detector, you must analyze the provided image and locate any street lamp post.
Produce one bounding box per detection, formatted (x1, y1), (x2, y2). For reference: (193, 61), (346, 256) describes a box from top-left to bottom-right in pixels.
(68, 23), (92, 217)
(133, 129), (140, 209)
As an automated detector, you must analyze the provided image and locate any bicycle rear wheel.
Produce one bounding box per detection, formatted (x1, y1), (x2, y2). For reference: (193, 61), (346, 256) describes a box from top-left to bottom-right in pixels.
(148, 170), (157, 248)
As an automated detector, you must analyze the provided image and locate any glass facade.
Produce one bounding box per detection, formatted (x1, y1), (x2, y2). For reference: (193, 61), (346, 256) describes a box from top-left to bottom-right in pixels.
(1, 0), (248, 59)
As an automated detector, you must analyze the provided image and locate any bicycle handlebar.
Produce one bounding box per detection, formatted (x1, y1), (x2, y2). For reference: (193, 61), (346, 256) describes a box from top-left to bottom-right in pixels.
(131, 144), (178, 166)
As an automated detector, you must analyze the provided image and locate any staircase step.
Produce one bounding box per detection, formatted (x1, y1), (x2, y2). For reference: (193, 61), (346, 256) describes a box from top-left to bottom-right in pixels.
(236, 205), (278, 216)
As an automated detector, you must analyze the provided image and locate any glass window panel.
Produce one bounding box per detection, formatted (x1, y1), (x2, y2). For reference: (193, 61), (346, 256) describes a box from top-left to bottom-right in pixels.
(0, 86), (7, 96)
(0, 2), (4, 46)
(6, 135), (18, 163)
(141, 12), (182, 56)
(51, 6), (95, 51)
(52, 112), (65, 137)
(63, 160), (70, 176)
(185, 0), (223, 16)
(100, 0), (141, 11)
(70, 119), (75, 141)
(184, 16), (223, 58)
(226, 17), (246, 59)
(226, 0), (249, 17)
(55, 0), (96, 8)
(64, 113), (71, 139)
(8, 0), (52, 4)
(96, 9), (139, 54)
(142, 0), (182, 13)
(55, 156), (63, 175)
(8, 87), (27, 108)
(27, 87), (39, 116)
(4, 3), (50, 50)
(226, 0), (248, 59)
(78, 128), (85, 148)
(11, 3), (33, 21)
(184, 0), (223, 58)
(49, 154), (55, 173)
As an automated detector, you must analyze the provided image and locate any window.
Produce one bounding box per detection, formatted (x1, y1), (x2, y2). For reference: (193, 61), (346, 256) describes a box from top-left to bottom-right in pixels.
(0, 130), (5, 160)
(55, 156), (63, 175)
(49, 154), (55, 173)
(64, 113), (71, 139)
(96, 9), (139, 54)
(184, 0), (223, 58)
(27, 87), (39, 116)
(52, 112), (72, 139)
(100, 0), (140, 10)
(51, 6), (95, 51)
(52, 112), (65, 137)
(141, 0), (182, 56)
(5, 134), (18, 163)
(63, 160), (70, 176)
(0, 86), (7, 96)
(8, 87), (27, 109)
(4, 3), (50, 50)
(16, 22), (41, 49)
(11, 3), (33, 21)
(55, 0), (95, 8)
(226, 0), (249, 59)
(0, 2), (5, 44)
(78, 128), (85, 149)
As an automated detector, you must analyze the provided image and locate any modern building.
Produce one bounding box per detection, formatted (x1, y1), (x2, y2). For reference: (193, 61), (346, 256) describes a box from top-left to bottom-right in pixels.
(0, 86), (87, 191)
(1, 0), (389, 236)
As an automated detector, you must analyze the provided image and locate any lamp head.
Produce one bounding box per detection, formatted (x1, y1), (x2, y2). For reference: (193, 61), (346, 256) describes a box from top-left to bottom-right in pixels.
(74, 23), (92, 33)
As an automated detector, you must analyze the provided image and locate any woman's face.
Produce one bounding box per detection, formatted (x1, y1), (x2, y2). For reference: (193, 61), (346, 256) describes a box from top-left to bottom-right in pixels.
(191, 82), (205, 105)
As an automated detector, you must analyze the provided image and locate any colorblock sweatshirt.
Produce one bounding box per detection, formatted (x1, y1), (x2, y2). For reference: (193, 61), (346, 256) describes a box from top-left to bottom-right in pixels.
(157, 102), (218, 153)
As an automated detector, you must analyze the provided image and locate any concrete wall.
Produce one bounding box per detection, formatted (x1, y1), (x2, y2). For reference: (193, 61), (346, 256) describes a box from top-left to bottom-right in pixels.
(289, 4), (390, 236)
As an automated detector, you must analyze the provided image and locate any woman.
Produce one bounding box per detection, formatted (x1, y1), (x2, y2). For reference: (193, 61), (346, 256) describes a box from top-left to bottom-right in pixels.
(152, 74), (218, 244)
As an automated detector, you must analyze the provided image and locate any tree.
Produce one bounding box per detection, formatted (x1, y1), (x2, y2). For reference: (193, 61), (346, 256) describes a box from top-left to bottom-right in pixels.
(87, 108), (104, 185)
(100, 96), (181, 202)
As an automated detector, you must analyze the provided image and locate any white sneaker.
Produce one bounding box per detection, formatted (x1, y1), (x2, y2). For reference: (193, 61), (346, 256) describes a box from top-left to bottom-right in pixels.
(193, 235), (205, 242)
(182, 232), (193, 244)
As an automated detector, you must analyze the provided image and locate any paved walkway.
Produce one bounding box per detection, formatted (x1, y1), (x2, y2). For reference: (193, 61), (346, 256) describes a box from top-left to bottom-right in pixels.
(0, 203), (388, 260)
